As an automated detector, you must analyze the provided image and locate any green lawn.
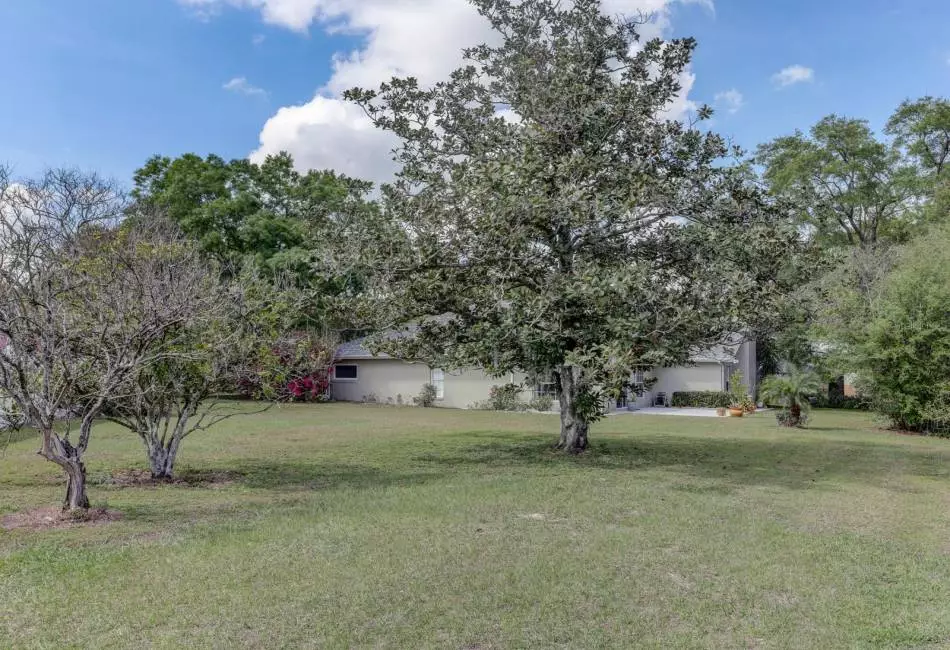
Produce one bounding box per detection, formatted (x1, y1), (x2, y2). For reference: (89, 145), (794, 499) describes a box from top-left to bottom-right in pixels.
(2, 405), (950, 648)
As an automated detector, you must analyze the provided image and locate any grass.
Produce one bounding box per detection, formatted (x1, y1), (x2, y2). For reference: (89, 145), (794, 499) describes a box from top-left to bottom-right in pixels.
(2, 405), (950, 648)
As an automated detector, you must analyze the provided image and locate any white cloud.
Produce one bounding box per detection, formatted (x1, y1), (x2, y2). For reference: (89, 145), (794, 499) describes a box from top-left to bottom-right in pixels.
(252, 33), (266, 46)
(179, 0), (322, 32)
(771, 64), (814, 88)
(223, 76), (267, 97)
(185, 0), (713, 183)
(254, 96), (401, 181)
(713, 89), (744, 114)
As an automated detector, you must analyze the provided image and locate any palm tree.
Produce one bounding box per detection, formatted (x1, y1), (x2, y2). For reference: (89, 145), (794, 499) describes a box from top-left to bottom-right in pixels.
(759, 366), (822, 427)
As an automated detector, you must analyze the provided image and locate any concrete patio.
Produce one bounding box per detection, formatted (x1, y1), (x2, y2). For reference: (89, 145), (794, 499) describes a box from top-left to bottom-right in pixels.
(613, 407), (723, 418)
(613, 407), (770, 418)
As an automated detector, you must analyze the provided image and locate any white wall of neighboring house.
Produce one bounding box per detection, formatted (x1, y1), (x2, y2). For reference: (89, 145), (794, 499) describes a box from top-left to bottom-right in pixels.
(652, 364), (726, 397)
(331, 359), (429, 405)
(333, 339), (758, 411)
(331, 359), (532, 409)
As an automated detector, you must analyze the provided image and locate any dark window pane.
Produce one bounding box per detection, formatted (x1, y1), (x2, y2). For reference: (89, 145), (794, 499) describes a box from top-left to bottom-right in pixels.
(335, 365), (358, 380)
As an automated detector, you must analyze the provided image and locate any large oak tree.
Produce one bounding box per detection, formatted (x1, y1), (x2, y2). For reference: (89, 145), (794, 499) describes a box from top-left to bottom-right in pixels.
(346, 0), (807, 451)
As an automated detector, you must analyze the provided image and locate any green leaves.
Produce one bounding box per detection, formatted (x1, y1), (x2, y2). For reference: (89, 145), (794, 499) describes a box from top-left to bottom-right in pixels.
(759, 367), (821, 411)
(348, 0), (808, 399)
(756, 115), (919, 248)
(850, 224), (950, 429)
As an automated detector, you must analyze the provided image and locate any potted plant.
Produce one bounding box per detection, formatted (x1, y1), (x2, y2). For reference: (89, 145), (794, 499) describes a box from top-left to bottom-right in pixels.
(728, 369), (747, 417)
(741, 395), (757, 414)
(759, 366), (821, 427)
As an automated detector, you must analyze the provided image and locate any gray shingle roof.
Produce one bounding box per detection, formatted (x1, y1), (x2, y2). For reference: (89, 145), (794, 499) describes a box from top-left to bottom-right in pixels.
(335, 336), (392, 360)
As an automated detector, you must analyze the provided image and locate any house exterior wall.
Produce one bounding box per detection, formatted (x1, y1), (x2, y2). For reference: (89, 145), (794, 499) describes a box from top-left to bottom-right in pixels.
(441, 368), (531, 409)
(651, 364), (725, 397)
(334, 340), (758, 410)
(331, 359), (430, 405)
(736, 340), (758, 396)
(331, 359), (532, 409)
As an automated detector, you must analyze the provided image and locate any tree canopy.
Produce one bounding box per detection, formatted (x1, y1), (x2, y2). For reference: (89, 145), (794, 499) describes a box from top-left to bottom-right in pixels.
(756, 115), (918, 248)
(132, 152), (383, 333)
(346, 0), (810, 451)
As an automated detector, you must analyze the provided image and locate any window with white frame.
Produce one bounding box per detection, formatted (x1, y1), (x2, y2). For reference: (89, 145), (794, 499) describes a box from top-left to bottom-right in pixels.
(430, 368), (445, 400)
(534, 370), (559, 399)
(631, 369), (645, 390)
(333, 364), (358, 381)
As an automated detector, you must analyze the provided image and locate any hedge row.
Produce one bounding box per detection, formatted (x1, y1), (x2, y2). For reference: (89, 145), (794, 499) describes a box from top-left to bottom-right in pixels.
(671, 391), (732, 408)
(811, 395), (869, 410)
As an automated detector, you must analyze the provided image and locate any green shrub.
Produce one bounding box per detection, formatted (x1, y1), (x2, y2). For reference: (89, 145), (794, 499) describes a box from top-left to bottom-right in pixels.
(413, 384), (438, 408)
(847, 227), (950, 429)
(671, 391), (732, 408)
(489, 383), (527, 411)
(728, 370), (749, 408)
(813, 394), (869, 410)
(528, 395), (555, 412)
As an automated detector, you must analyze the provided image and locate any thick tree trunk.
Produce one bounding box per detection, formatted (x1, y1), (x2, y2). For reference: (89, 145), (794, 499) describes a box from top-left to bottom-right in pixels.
(556, 365), (590, 453)
(39, 430), (90, 511)
(146, 437), (180, 480)
(63, 459), (90, 511)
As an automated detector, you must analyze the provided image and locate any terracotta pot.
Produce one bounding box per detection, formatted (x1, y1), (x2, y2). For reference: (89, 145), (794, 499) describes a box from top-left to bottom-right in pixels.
(728, 407), (744, 418)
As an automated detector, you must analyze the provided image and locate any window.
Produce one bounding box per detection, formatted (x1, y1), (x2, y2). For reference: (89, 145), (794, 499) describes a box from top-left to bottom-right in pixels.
(631, 369), (645, 390)
(534, 370), (559, 399)
(333, 364), (358, 381)
(430, 368), (445, 400)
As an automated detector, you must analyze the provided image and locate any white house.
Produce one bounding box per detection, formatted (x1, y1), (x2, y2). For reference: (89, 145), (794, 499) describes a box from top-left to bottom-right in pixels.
(330, 336), (757, 411)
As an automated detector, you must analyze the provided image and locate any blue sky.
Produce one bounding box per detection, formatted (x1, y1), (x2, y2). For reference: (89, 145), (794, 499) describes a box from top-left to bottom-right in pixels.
(1, 0), (947, 185)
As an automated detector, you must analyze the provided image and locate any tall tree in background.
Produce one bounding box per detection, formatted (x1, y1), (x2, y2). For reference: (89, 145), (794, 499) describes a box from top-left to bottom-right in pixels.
(887, 96), (950, 225)
(756, 115), (918, 248)
(346, 0), (808, 452)
(132, 152), (382, 332)
(887, 96), (950, 179)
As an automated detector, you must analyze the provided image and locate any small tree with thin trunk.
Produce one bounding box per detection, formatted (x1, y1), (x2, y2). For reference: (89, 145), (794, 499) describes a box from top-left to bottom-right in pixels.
(0, 169), (202, 510)
(101, 250), (318, 480)
(345, 0), (808, 451)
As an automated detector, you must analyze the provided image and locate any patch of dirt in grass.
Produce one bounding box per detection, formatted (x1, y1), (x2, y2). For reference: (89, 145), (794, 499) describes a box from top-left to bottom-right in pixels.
(1, 507), (122, 531)
(98, 469), (241, 489)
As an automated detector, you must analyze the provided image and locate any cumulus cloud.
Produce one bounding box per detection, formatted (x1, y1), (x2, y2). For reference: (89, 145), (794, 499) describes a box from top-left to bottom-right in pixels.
(179, 0), (323, 32)
(184, 0), (713, 183)
(713, 89), (744, 114)
(223, 76), (267, 97)
(771, 64), (814, 88)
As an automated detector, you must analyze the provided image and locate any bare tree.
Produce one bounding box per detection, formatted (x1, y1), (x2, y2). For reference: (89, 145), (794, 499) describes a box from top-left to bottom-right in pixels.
(0, 169), (200, 510)
(100, 250), (309, 480)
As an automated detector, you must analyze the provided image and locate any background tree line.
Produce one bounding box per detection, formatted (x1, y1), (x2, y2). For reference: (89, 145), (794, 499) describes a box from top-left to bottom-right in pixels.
(756, 95), (950, 431)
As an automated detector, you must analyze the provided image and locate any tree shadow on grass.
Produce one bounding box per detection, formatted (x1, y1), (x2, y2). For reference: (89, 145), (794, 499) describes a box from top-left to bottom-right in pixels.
(156, 460), (441, 494)
(114, 462), (444, 525)
(414, 432), (950, 492)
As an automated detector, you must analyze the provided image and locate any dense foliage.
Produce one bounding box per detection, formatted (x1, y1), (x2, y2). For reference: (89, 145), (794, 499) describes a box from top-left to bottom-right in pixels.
(347, 0), (809, 451)
(671, 392), (732, 408)
(132, 152), (384, 334)
(844, 225), (950, 431)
